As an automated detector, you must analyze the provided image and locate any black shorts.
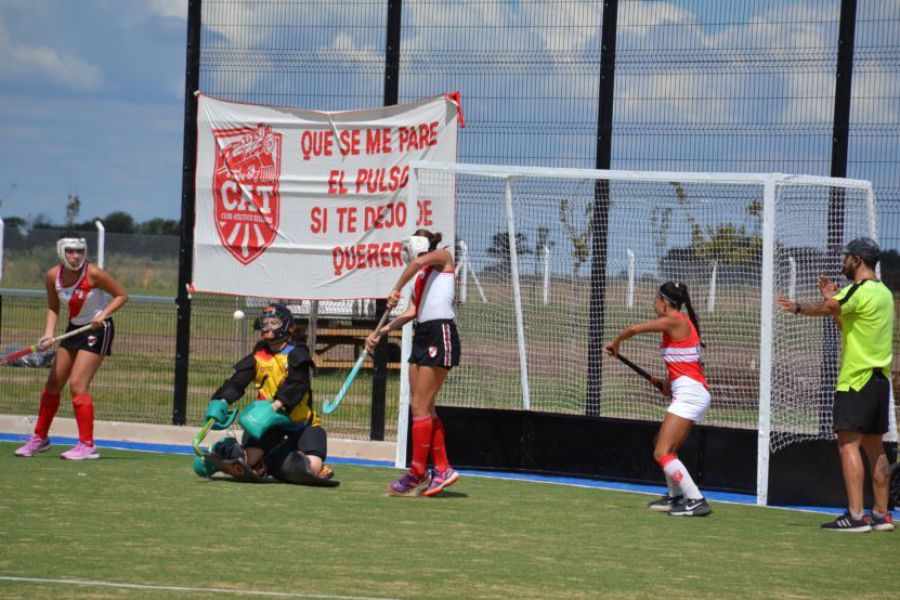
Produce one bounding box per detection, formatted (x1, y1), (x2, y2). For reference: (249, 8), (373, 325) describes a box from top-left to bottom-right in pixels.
(58, 320), (114, 357)
(833, 370), (891, 435)
(242, 424), (328, 460)
(410, 319), (460, 368)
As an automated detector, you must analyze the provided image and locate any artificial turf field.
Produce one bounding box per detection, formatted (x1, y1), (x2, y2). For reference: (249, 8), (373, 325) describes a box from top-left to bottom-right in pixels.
(1, 442), (896, 600)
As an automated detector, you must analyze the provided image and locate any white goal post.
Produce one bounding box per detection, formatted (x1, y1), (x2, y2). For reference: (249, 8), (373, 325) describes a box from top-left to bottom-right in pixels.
(397, 160), (895, 506)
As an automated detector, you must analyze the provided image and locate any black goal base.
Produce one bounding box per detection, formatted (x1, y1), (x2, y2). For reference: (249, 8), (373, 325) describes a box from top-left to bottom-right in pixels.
(408, 406), (896, 508)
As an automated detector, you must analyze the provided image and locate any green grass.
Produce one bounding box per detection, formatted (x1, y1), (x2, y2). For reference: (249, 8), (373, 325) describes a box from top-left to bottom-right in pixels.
(0, 443), (896, 600)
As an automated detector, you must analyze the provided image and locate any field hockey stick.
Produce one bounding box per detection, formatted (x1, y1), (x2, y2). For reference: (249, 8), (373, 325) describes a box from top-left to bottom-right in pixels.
(321, 308), (393, 415)
(613, 353), (665, 393)
(193, 418), (216, 457)
(0, 324), (94, 367)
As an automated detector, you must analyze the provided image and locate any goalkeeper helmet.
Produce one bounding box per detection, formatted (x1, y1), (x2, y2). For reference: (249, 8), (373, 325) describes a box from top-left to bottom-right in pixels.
(255, 303), (293, 344)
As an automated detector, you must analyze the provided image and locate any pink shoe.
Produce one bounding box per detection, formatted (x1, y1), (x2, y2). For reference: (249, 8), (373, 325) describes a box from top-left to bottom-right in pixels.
(60, 442), (99, 460)
(422, 467), (460, 497)
(387, 470), (429, 497)
(14, 434), (51, 457)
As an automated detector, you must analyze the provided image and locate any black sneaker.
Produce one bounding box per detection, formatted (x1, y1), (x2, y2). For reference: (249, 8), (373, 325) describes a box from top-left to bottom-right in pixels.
(668, 497), (712, 517)
(648, 494), (682, 512)
(869, 513), (894, 532)
(820, 512), (871, 532)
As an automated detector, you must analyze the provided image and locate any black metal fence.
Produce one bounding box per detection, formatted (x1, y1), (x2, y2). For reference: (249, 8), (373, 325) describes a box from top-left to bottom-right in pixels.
(2, 0), (898, 438)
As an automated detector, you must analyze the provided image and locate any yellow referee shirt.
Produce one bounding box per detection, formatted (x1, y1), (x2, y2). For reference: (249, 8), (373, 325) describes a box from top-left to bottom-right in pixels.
(833, 279), (894, 392)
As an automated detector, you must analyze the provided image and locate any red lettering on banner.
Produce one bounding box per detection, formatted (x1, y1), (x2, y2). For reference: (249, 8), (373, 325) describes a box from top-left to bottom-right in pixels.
(310, 206), (327, 233)
(300, 130), (335, 161)
(365, 128), (393, 155)
(416, 199), (433, 226)
(336, 207), (357, 233)
(354, 166), (409, 194)
(328, 170), (347, 195)
(332, 242), (404, 276)
(364, 202), (407, 230)
(338, 129), (361, 156)
(398, 121), (439, 152)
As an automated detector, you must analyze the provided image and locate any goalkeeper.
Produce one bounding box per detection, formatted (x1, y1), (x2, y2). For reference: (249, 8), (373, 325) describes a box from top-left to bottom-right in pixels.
(196, 303), (334, 485)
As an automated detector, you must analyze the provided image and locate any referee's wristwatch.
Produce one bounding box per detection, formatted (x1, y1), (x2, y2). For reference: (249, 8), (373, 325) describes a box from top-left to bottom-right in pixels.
(794, 302), (802, 314)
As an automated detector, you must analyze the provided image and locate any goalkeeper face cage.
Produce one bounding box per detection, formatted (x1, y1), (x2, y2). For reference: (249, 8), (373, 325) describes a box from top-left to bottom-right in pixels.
(256, 303), (293, 343)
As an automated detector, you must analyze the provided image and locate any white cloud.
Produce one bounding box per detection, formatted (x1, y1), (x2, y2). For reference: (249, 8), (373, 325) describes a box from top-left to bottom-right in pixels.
(0, 17), (105, 91)
(149, 0), (187, 20)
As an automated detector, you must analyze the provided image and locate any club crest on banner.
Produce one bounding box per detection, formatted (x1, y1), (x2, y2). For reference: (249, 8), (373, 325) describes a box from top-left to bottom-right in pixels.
(212, 124), (282, 265)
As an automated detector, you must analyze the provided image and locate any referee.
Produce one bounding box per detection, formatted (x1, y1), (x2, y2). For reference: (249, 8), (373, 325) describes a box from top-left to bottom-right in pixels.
(777, 237), (894, 532)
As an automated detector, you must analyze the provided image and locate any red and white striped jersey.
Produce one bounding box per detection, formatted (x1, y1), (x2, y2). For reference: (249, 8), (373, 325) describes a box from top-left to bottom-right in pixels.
(56, 263), (107, 326)
(414, 265), (456, 323)
(660, 312), (707, 388)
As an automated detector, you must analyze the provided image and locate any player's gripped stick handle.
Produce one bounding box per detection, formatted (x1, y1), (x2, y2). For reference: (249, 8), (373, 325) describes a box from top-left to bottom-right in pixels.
(321, 308), (393, 415)
(614, 353), (665, 393)
(193, 418), (216, 458)
(0, 324), (94, 367)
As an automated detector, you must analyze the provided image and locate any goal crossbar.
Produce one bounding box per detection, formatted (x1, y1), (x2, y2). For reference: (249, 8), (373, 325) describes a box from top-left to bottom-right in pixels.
(410, 160), (875, 191)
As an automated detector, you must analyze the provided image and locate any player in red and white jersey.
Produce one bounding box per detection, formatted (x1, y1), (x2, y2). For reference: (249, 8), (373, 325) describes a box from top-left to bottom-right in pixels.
(366, 228), (461, 497)
(605, 281), (712, 517)
(14, 232), (128, 461)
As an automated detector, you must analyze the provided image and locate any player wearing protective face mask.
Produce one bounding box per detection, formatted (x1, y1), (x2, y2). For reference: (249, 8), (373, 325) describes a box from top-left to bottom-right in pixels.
(198, 303), (334, 484)
(14, 232), (128, 460)
(367, 229), (461, 497)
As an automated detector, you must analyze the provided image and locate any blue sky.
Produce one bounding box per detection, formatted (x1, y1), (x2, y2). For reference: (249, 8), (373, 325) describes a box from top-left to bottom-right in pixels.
(0, 0), (896, 244)
(0, 0), (187, 223)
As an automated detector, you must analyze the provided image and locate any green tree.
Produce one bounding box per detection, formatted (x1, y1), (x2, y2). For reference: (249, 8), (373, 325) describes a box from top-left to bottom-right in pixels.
(65, 194), (81, 227)
(690, 223), (762, 265)
(138, 218), (180, 236)
(486, 231), (532, 271)
(558, 197), (592, 278)
(669, 181), (763, 266)
(558, 196), (596, 319)
(103, 211), (136, 234)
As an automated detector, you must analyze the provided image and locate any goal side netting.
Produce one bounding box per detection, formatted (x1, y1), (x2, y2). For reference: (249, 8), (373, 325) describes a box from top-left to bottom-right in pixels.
(400, 161), (896, 501)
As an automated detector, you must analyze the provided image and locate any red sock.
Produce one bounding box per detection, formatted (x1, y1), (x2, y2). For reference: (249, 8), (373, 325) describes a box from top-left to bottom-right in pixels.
(409, 416), (434, 479)
(430, 417), (450, 472)
(34, 389), (61, 439)
(72, 393), (95, 445)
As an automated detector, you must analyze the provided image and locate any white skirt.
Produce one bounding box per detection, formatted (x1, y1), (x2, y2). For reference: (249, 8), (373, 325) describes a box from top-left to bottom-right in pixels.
(667, 375), (711, 422)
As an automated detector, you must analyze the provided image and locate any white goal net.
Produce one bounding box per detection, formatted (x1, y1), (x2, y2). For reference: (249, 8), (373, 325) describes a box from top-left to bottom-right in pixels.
(403, 161), (895, 502)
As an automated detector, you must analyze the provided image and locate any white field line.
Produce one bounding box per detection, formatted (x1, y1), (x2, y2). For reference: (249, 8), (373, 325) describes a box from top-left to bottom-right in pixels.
(0, 576), (401, 600)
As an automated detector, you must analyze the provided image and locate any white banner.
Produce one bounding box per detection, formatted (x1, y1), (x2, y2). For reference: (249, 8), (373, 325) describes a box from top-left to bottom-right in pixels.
(192, 93), (461, 299)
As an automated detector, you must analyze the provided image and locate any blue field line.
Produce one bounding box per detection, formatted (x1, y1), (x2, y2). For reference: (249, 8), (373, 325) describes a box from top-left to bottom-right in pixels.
(3, 432), (895, 518)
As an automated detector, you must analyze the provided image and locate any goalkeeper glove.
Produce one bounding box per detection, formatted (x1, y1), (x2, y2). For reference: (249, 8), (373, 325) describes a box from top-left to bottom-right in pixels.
(204, 399), (238, 430)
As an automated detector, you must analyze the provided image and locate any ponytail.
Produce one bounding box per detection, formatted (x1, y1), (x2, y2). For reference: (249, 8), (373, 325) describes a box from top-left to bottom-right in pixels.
(414, 228), (443, 251)
(659, 281), (706, 348)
